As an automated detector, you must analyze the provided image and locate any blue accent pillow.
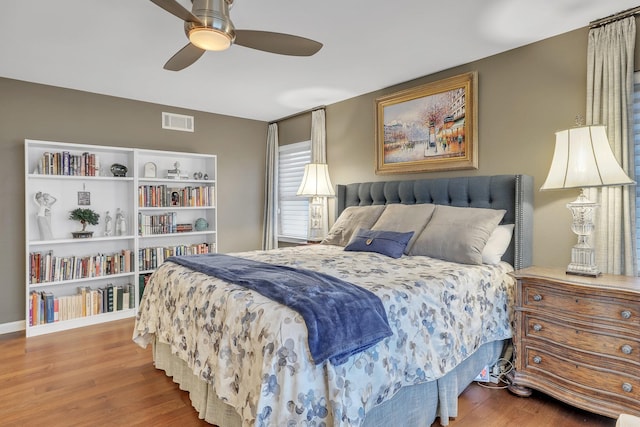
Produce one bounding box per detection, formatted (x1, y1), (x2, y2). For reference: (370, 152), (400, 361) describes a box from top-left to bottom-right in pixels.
(344, 228), (415, 258)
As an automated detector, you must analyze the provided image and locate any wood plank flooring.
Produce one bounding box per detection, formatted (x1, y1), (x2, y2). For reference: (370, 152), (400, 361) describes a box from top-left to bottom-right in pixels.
(0, 319), (618, 427)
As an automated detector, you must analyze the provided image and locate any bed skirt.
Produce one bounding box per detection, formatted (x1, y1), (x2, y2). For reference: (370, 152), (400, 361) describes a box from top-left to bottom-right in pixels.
(152, 338), (506, 427)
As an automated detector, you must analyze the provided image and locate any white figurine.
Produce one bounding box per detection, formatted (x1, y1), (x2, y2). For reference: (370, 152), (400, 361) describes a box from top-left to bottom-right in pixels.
(115, 208), (127, 236)
(34, 191), (57, 240)
(104, 211), (113, 236)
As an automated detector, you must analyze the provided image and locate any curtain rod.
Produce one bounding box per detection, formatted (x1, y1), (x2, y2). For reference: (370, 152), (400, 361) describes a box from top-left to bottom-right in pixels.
(269, 106), (325, 124)
(589, 5), (640, 29)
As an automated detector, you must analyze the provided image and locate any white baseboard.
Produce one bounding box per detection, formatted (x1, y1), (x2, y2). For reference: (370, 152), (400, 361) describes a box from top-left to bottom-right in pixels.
(0, 320), (25, 335)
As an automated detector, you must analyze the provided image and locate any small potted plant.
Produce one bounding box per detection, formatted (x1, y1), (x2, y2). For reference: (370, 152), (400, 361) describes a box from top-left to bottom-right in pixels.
(69, 208), (100, 238)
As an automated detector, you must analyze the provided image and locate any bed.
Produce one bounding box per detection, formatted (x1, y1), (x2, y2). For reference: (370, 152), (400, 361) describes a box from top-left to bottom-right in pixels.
(133, 174), (534, 427)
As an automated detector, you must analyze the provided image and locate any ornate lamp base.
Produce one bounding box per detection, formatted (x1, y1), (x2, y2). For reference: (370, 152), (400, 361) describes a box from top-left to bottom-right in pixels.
(565, 190), (600, 277)
(307, 196), (324, 242)
(567, 245), (600, 277)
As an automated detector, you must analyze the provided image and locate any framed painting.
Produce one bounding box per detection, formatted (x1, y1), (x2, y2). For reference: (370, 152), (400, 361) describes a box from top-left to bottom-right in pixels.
(77, 191), (91, 206)
(375, 71), (478, 174)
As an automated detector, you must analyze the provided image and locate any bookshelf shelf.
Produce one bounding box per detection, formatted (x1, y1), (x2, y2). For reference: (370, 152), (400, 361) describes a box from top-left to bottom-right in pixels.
(138, 230), (216, 238)
(25, 140), (217, 337)
(27, 308), (137, 336)
(138, 206), (216, 211)
(28, 174), (135, 182)
(29, 235), (135, 246)
(138, 178), (215, 184)
(28, 272), (137, 289)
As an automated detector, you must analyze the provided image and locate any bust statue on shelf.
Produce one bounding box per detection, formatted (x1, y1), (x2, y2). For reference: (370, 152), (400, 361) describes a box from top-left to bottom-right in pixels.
(69, 208), (100, 238)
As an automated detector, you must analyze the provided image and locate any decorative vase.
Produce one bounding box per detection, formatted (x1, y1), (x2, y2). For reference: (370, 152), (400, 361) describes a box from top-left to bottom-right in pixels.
(110, 163), (128, 177)
(194, 218), (208, 231)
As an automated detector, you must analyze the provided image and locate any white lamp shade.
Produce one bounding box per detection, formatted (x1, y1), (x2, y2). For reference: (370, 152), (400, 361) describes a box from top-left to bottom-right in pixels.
(540, 125), (635, 190)
(297, 163), (335, 197)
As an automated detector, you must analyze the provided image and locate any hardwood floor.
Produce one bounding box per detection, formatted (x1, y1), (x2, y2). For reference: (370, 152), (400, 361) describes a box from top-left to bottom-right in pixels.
(0, 319), (618, 427)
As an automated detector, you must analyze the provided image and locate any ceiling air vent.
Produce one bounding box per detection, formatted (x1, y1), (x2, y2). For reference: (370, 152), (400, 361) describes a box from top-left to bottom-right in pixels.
(162, 112), (194, 132)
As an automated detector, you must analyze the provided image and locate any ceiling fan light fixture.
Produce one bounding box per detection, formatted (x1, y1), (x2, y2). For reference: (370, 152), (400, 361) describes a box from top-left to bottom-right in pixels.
(152, 0), (322, 70)
(189, 27), (231, 51)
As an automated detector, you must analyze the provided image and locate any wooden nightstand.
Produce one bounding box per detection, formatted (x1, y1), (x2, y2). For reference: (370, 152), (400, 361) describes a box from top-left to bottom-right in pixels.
(508, 266), (640, 419)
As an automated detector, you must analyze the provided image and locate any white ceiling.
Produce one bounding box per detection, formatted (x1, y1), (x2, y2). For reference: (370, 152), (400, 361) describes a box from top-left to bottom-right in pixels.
(1, 0), (638, 122)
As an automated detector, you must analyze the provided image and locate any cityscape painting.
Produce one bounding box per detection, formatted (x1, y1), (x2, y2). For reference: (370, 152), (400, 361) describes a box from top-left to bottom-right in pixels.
(375, 72), (478, 174)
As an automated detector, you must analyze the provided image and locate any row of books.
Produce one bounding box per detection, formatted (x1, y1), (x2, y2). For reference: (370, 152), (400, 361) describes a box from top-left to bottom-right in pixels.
(139, 242), (215, 271)
(29, 250), (133, 284)
(176, 223), (193, 232)
(29, 244), (215, 284)
(138, 185), (214, 207)
(29, 284), (135, 326)
(138, 212), (179, 235)
(36, 151), (102, 176)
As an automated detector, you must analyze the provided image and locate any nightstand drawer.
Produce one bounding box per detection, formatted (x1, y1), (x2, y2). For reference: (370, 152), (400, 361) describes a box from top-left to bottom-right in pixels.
(522, 284), (639, 326)
(510, 267), (640, 418)
(523, 346), (640, 403)
(524, 314), (640, 361)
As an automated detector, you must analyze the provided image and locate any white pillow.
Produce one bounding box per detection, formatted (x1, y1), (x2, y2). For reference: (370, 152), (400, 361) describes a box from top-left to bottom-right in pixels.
(482, 224), (515, 265)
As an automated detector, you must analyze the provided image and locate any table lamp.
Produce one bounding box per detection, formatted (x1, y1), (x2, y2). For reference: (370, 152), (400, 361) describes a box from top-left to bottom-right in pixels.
(540, 125), (635, 276)
(297, 163), (335, 241)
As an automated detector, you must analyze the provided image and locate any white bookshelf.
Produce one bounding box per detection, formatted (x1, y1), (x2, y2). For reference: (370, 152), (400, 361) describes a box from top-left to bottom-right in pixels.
(25, 140), (217, 337)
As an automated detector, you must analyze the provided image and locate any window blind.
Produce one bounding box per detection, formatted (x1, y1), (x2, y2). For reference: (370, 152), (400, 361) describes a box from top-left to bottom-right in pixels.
(278, 140), (311, 241)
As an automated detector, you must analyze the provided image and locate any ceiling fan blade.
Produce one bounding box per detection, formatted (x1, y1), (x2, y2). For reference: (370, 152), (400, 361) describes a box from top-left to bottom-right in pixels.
(164, 43), (206, 71)
(235, 30), (322, 56)
(150, 0), (203, 24)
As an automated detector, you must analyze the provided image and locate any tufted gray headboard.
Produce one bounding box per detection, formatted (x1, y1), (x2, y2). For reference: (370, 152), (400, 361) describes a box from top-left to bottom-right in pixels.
(336, 174), (533, 270)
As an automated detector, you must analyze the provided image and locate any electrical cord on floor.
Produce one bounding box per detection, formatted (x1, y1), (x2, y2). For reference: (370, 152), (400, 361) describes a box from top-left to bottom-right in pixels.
(475, 357), (514, 389)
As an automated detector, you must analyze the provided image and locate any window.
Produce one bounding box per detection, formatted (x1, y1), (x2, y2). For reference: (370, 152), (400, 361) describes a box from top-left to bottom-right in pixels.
(278, 140), (311, 241)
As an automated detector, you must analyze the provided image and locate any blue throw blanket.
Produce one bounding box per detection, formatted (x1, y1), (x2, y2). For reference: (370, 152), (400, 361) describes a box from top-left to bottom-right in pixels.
(167, 253), (392, 365)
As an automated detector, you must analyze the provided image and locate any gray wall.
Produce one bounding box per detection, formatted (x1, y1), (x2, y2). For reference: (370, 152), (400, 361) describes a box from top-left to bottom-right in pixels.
(284, 25), (639, 269)
(0, 78), (267, 325)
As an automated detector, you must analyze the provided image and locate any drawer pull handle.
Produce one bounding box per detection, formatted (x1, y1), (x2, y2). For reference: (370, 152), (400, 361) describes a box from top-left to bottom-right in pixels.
(622, 383), (633, 393)
(533, 324), (542, 332)
(532, 356), (542, 364)
(533, 294), (542, 302)
(621, 310), (632, 320)
(622, 344), (633, 355)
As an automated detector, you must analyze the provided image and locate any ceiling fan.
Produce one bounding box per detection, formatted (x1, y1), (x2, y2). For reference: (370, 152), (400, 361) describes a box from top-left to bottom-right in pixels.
(151, 0), (323, 71)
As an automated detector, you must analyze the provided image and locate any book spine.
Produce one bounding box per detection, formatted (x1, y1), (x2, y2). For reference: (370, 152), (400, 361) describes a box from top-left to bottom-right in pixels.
(83, 152), (89, 176)
(30, 292), (38, 326)
(116, 286), (123, 311)
(128, 283), (135, 309)
(39, 294), (44, 324)
(45, 292), (54, 323)
(123, 287), (130, 310)
(106, 285), (114, 312)
(62, 151), (70, 175)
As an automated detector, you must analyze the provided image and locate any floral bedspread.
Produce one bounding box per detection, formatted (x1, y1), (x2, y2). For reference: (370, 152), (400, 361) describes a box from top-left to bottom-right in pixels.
(133, 244), (515, 427)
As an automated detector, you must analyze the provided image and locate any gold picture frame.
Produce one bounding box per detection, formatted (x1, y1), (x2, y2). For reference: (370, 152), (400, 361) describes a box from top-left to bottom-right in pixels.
(375, 71), (478, 174)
